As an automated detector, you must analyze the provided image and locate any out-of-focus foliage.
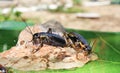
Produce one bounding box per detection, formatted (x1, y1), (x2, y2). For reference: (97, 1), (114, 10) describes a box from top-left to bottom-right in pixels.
(0, 8), (34, 23)
(0, 8), (22, 22)
(48, 6), (85, 13)
(73, 0), (82, 5)
(111, 0), (120, 4)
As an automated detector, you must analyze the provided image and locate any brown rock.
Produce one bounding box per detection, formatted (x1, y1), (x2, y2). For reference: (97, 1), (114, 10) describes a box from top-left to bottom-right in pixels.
(0, 22), (98, 71)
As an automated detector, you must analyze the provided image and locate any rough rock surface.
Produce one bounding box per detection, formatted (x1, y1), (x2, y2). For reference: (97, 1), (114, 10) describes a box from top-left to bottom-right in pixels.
(0, 21), (98, 71)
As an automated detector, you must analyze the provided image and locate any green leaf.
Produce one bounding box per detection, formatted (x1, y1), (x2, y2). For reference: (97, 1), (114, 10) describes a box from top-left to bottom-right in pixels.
(0, 21), (33, 51)
(0, 21), (33, 30)
(0, 21), (120, 73)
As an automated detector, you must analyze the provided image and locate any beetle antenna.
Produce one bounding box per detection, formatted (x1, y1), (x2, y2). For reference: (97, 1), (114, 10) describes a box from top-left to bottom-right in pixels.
(21, 17), (34, 35)
(90, 39), (97, 51)
(24, 22), (34, 35)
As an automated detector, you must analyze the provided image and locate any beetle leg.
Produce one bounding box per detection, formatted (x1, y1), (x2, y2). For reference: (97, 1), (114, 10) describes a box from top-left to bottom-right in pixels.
(47, 28), (52, 34)
(79, 42), (86, 50)
(63, 32), (76, 48)
(63, 32), (70, 46)
(32, 41), (43, 53)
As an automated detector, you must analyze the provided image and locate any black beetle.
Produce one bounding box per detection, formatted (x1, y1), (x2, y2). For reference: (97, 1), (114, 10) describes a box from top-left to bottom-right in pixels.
(32, 28), (66, 47)
(64, 32), (92, 55)
(31, 28), (66, 53)
(24, 21), (92, 55)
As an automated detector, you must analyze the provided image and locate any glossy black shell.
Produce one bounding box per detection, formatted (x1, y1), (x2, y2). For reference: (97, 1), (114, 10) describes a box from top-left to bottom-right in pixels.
(68, 32), (92, 53)
(33, 32), (66, 47)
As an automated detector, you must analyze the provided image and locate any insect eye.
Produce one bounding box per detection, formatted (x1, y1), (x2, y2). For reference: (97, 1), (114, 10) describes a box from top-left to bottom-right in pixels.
(34, 34), (39, 38)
